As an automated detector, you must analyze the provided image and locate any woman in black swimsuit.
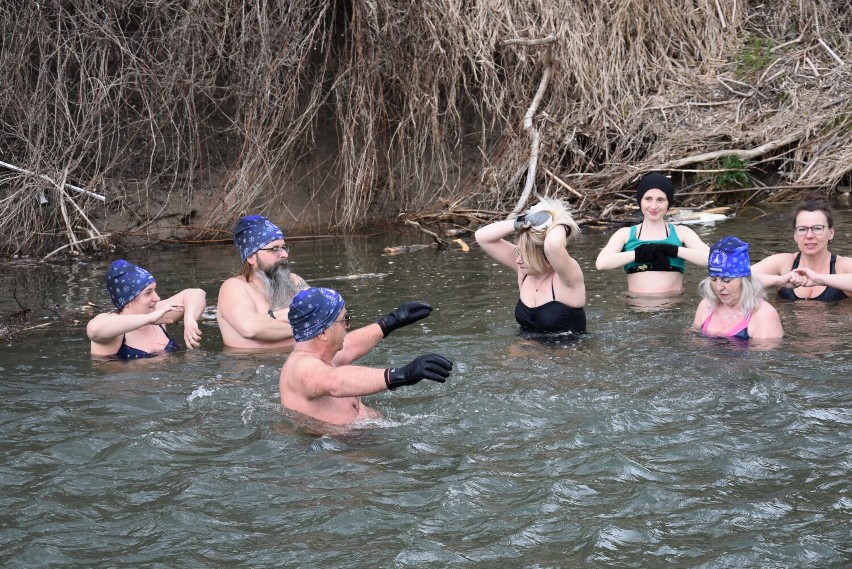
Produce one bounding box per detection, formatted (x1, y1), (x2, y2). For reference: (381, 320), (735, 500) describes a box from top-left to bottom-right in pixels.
(751, 195), (852, 301)
(475, 198), (586, 334)
(87, 260), (207, 358)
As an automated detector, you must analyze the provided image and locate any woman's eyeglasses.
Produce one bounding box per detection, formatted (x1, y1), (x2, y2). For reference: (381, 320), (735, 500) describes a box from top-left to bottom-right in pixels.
(794, 225), (826, 236)
(258, 244), (290, 255)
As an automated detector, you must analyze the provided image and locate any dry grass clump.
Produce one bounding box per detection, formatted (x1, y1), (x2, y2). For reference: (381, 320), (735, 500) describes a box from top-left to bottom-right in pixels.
(1, 1), (850, 254)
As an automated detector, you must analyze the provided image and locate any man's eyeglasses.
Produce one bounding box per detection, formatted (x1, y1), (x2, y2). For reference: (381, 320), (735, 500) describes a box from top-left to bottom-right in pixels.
(333, 312), (351, 330)
(258, 244), (290, 255)
(794, 225), (826, 236)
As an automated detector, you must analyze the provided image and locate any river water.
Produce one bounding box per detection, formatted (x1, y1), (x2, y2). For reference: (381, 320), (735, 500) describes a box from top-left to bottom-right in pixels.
(1, 204), (851, 568)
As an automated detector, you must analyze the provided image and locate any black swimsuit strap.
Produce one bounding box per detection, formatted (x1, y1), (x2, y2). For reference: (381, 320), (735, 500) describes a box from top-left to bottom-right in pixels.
(636, 223), (669, 240)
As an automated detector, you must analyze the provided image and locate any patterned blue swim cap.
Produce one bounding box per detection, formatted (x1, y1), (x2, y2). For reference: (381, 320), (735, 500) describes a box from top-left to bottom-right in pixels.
(289, 287), (346, 342)
(104, 260), (156, 309)
(233, 215), (285, 261)
(708, 236), (751, 278)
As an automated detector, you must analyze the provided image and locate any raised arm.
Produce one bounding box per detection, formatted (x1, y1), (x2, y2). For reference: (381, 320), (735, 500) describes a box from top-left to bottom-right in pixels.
(158, 288), (207, 349)
(87, 303), (182, 345)
(475, 219), (520, 270)
(543, 225), (584, 292)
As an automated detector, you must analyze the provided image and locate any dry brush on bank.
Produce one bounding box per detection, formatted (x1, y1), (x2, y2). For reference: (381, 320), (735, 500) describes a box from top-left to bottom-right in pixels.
(0, 0), (850, 255)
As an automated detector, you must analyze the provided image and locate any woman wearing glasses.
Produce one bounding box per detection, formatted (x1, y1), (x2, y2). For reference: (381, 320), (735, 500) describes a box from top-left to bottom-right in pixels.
(751, 195), (852, 301)
(475, 197), (586, 334)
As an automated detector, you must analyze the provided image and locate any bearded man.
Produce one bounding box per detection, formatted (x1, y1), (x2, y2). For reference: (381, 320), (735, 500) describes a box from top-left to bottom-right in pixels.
(217, 215), (433, 352)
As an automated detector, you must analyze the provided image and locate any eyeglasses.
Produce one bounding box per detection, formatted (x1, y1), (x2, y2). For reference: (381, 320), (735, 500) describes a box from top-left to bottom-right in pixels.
(794, 225), (826, 236)
(514, 246), (523, 259)
(333, 312), (351, 330)
(258, 244), (290, 255)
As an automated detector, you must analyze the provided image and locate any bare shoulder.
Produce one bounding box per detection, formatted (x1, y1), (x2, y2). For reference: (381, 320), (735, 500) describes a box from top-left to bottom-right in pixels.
(833, 254), (852, 272)
(751, 252), (794, 272)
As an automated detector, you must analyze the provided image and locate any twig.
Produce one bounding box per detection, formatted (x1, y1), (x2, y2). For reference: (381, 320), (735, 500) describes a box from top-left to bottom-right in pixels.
(652, 131), (806, 170)
(510, 41), (555, 217)
(817, 38), (845, 66)
(544, 169), (583, 198)
(502, 34), (557, 47)
(403, 220), (449, 246)
(43, 234), (113, 260)
(0, 160), (106, 201)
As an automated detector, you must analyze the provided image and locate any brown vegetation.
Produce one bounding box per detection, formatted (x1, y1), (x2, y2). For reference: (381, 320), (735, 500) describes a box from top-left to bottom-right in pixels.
(1, 1), (850, 255)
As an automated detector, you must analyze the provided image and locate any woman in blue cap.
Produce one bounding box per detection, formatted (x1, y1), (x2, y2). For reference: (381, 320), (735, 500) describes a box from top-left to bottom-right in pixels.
(87, 260), (207, 359)
(693, 237), (783, 340)
(596, 173), (709, 295)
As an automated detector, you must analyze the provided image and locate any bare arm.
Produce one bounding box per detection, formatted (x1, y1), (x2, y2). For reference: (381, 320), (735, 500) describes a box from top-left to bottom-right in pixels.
(748, 303), (784, 339)
(331, 323), (385, 366)
(292, 357), (388, 399)
(217, 278), (294, 341)
(543, 225), (584, 295)
(157, 288), (207, 348)
(87, 303), (181, 344)
(475, 219), (520, 271)
(792, 266), (852, 294)
(692, 298), (711, 330)
(751, 253), (797, 288)
(674, 225), (710, 266)
(595, 227), (634, 270)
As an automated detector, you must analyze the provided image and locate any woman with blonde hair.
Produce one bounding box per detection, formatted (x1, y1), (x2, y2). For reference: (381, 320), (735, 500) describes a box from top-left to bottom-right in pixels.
(693, 236), (783, 340)
(475, 197), (586, 334)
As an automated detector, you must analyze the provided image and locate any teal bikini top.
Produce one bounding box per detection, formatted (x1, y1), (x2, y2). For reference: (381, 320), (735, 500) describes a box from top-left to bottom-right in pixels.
(622, 223), (686, 274)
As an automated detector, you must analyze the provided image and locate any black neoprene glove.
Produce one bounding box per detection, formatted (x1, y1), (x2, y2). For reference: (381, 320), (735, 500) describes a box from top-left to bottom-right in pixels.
(634, 243), (679, 262)
(513, 211), (552, 231)
(384, 353), (454, 390)
(376, 301), (433, 338)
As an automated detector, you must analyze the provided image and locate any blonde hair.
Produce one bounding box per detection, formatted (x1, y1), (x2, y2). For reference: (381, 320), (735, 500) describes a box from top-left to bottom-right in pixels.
(515, 197), (581, 273)
(698, 275), (766, 315)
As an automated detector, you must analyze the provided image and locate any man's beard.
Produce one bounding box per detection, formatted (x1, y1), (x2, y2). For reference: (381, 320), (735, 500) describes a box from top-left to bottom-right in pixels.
(255, 260), (300, 310)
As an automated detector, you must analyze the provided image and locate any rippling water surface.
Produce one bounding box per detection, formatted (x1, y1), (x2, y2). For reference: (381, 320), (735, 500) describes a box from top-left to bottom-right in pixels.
(1, 204), (851, 567)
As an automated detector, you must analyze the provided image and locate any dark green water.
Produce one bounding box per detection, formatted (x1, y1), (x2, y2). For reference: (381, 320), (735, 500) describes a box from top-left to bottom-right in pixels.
(1, 205), (851, 567)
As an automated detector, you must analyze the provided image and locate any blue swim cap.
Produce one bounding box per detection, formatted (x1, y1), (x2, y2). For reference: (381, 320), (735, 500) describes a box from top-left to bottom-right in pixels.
(708, 236), (751, 278)
(289, 287), (346, 342)
(104, 260), (156, 309)
(233, 215), (285, 261)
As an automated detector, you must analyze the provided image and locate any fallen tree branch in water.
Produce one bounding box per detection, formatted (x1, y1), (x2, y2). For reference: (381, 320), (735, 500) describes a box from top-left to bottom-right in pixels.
(404, 219), (449, 247)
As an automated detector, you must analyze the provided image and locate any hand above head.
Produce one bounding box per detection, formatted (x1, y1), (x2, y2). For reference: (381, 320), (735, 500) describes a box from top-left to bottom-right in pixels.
(385, 353), (454, 390)
(377, 301), (433, 337)
(513, 211), (552, 231)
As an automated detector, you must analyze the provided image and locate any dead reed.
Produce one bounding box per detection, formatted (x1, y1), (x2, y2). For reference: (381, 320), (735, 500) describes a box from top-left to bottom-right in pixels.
(0, 1), (849, 254)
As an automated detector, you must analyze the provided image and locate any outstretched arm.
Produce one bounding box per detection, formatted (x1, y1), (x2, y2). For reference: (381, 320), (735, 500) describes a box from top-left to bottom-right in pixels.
(791, 267), (852, 295)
